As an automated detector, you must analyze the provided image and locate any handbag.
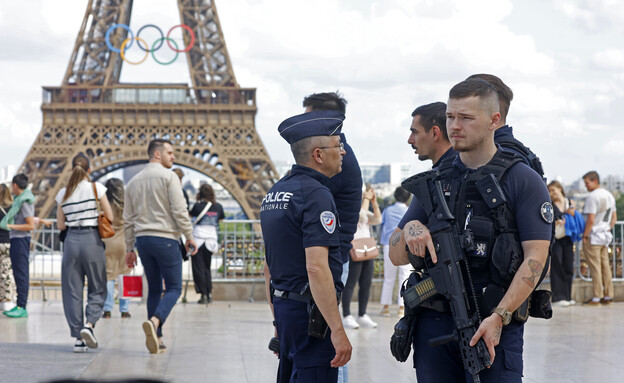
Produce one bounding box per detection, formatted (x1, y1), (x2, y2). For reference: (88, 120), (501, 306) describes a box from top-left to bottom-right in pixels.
(350, 237), (379, 261)
(118, 271), (143, 298)
(92, 182), (115, 239)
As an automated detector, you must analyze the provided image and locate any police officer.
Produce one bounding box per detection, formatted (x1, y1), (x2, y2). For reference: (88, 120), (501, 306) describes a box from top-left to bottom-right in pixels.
(262, 110), (352, 382)
(389, 79), (552, 382)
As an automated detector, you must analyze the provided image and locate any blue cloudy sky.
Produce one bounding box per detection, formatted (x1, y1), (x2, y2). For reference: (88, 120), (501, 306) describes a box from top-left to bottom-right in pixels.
(1, 0), (623, 184)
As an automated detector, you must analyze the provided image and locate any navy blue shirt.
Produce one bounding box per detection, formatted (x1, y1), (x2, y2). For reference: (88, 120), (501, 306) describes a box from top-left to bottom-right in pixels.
(261, 165), (343, 294)
(329, 133), (362, 263)
(398, 147), (457, 230)
(401, 153), (552, 242)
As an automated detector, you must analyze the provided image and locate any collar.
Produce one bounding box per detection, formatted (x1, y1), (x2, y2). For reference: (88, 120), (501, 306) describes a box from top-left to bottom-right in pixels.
(290, 164), (333, 188)
(433, 147), (457, 169)
(452, 145), (505, 174)
(494, 125), (514, 139)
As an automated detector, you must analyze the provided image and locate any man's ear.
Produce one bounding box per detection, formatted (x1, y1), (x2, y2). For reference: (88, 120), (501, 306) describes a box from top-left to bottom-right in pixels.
(490, 112), (501, 130)
(431, 125), (441, 141)
(312, 148), (323, 165)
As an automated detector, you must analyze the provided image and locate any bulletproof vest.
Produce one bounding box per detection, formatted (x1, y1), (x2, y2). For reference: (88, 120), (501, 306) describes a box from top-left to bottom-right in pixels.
(496, 135), (545, 179)
(435, 150), (523, 288)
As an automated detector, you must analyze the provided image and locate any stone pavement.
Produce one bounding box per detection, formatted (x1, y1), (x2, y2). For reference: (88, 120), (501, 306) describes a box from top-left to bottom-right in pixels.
(1, 299), (623, 383)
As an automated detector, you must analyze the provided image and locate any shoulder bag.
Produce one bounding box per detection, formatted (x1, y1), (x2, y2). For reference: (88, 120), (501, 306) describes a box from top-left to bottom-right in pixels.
(350, 237), (379, 261)
(92, 182), (115, 239)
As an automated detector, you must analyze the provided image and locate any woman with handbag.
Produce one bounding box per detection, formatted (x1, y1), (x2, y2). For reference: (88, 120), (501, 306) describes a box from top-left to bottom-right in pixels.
(548, 181), (577, 307)
(0, 184), (16, 311)
(101, 178), (132, 319)
(190, 184), (225, 304)
(342, 185), (382, 329)
(55, 154), (113, 352)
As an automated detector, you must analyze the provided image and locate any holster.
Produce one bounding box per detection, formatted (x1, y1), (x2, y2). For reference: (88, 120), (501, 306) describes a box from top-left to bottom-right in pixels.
(528, 290), (552, 319)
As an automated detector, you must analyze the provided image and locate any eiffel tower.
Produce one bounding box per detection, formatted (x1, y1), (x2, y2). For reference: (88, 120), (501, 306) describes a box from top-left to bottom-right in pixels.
(20, 0), (278, 220)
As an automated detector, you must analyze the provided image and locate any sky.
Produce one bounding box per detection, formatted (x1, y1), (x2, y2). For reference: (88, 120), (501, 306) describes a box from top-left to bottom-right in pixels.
(1, 0), (624, 185)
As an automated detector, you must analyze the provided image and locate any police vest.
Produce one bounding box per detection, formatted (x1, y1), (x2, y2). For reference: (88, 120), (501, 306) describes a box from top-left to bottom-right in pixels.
(435, 150), (523, 289)
(496, 135), (545, 179)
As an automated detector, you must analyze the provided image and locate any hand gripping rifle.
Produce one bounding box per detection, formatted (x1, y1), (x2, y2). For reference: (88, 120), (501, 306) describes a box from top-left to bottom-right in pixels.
(401, 171), (492, 383)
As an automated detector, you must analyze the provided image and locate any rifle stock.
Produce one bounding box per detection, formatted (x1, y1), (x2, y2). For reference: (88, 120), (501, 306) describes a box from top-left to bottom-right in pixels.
(401, 172), (492, 381)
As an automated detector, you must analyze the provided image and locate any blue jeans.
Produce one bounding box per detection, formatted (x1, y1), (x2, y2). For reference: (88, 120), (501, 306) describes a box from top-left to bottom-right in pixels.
(103, 279), (129, 313)
(136, 236), (182, 337)
(10, 237), (30, 308)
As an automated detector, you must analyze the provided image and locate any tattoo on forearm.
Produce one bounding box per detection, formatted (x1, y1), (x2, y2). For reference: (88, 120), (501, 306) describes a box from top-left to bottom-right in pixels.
(390, 231), (401, 246)
(521, 259), (543, 288)
(407, 223), (424, 238)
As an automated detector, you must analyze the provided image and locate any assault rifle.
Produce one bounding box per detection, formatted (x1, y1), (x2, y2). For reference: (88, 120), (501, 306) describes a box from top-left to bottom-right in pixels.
(401, 170), (492, 383)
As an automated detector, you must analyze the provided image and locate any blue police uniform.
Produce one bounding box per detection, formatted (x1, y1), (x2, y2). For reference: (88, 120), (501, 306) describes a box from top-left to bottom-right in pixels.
(262, 110), (345, 383)
(329, 134), (362, 278)
(406, 150), (552, 383)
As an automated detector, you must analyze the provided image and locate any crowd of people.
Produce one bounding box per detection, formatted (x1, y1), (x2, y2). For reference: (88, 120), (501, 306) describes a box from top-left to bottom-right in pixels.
(0, 73), (619, 383)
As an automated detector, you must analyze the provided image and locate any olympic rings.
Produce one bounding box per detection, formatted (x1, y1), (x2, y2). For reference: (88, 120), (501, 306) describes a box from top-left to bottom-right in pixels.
(167, 24), (195, 53)
(136, 24), (164, 52)
(120, 37), (149, 65)
(151, 38), (179, 65)
(105, 23), (195, 64)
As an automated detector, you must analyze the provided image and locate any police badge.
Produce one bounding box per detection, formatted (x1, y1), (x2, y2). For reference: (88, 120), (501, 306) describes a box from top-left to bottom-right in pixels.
(540, 202), (554, 224)
(320, 211), (336, 234)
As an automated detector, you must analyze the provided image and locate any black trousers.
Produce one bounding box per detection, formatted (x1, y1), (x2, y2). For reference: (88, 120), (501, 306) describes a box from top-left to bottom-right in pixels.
(342, 258), (374, 317)
(550, 236), (574, 302)
(191, 244), (213, 296)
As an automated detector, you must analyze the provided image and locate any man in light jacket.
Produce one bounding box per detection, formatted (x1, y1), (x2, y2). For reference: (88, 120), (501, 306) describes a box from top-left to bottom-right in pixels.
(124, 139), (197, 354)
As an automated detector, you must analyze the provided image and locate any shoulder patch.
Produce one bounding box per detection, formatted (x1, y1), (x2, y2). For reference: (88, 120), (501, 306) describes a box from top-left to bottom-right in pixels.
(320, 211), (336, 234)
(540, 202), (554, 224)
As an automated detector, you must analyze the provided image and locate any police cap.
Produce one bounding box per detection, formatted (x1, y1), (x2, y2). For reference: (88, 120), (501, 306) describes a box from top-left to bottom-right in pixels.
(278, 110), (344, 144)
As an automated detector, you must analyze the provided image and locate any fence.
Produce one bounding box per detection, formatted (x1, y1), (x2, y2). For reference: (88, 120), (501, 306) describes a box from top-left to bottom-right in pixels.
(27, 220), (624, 298)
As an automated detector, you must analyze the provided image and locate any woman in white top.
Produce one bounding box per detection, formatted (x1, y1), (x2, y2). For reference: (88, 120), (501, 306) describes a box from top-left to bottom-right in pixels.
(342, 185), (382, 329)
(56, 154), (113, 353)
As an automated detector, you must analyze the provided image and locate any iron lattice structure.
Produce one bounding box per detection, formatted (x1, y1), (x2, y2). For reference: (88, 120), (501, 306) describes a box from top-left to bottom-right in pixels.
(20, 0), (278, 220)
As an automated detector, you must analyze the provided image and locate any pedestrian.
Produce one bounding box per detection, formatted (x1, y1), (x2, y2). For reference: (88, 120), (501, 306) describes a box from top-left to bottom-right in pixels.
(124, 139), (197, 354)
(55, 154), (112, 352)
(581, 171), (617, 305)
(190, 184), (225, 304)
(379, 187), (411, 318)
(547, 181), (578, 307)
(1, 174), (36, 318)
(389, 79), (552, 382)
(262, 110), (352, 382)
(341, 185), (381, 329)
(101, 178), (132, 319)
(0, 184), (16, 311)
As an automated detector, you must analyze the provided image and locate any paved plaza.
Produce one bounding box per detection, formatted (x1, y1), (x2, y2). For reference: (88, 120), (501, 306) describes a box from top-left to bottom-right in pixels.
(1, 298), (623, 382)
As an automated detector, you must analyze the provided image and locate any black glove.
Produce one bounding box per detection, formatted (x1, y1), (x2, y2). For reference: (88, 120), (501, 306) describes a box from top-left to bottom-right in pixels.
(390, 308), (419, 362)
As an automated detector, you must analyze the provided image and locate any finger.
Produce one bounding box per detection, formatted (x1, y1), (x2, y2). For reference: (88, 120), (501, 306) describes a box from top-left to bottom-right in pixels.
(426, 240), (438, 264)
(487, 343), (496, 365)
(470, 327), (484, 347)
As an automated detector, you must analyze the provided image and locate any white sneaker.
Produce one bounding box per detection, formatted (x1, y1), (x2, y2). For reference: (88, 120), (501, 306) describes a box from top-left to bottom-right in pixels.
(80, 326), (98, 349)
(74, 339), (88, 353)
(357, 314), (378, 328)
(567, 300), (576, 306)
(342, 315), (359, 329)
(552, 300), (570, 307)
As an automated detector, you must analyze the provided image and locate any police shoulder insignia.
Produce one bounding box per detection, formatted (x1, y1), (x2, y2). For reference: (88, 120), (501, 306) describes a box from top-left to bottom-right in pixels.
(320, 211), (336, 234)
(540, 202), (554, 223)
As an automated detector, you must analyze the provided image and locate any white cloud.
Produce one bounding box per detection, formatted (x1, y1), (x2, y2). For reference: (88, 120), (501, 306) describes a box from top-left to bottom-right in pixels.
(553, 0), (624, 31)
(593, 49), (624, 70)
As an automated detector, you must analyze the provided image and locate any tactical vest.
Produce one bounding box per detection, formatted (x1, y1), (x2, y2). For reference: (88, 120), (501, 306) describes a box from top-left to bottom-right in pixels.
(435, 150), (523, 290)
(496, 135), (544, 179)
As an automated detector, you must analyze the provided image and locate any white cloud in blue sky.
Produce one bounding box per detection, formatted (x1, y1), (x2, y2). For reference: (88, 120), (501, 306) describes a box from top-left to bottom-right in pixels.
(1, 0), (623, 184)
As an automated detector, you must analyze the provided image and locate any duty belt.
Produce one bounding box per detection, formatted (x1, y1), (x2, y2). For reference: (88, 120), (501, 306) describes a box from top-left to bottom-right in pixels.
(273, 289), (311, 304)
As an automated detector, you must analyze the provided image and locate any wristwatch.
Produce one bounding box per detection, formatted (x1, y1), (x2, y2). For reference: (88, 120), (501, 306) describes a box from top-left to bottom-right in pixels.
(492, 307), (512, 326)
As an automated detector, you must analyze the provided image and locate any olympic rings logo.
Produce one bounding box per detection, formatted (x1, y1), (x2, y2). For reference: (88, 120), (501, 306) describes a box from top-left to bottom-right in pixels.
(105, 24), (196, 65)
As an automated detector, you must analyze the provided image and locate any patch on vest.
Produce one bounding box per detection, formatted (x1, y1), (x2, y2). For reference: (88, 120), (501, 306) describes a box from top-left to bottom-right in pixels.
(320, 211), (336, 234)
(540, 202), (554, 224)
(475, 242), (487, 257)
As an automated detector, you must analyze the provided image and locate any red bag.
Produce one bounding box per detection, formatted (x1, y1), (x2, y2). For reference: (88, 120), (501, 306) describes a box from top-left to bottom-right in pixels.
(349, 237), (379, 261)
(118, 274), (143, 298)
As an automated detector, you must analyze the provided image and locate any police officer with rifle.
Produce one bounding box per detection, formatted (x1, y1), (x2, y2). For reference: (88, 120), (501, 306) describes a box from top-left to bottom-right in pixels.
(388, 79), (552, 383)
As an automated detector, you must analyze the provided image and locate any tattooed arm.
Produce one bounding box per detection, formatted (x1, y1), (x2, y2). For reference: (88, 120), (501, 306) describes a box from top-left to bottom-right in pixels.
(388, 220), (438, 266)
(470, 239), (549, 364)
